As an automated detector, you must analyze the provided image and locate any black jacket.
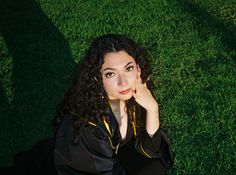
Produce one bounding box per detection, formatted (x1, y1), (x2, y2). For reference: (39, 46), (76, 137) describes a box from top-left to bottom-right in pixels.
(54, 106), (174, 175)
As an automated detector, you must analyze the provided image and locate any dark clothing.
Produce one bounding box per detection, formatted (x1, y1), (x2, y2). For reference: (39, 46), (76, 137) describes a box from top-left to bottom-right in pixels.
(117, 115), (165, 174)
(117, 138), (165, 175)
(54, 105), (174, 175)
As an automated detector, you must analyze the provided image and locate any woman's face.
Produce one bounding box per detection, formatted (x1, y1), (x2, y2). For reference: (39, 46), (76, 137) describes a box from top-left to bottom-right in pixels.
(101, 51), (141, 101)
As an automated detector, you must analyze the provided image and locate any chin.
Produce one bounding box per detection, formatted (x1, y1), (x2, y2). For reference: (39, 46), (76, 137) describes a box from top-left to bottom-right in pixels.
(119, 94), (133, 101)
(108, 94), (133, 101)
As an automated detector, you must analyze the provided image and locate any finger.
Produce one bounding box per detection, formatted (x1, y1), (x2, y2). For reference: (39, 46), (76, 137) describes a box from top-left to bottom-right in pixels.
(132, 89), (137, 98)
(135, 77), (141, 92)
(144, 82), (147, 87)
(136, 74), (142, 84)
(132, 89), (136, 94)
(146, 75), (151, 82)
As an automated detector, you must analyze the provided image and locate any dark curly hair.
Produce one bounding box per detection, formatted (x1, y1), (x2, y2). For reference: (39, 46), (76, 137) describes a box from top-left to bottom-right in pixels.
(52, 34), (153, 136)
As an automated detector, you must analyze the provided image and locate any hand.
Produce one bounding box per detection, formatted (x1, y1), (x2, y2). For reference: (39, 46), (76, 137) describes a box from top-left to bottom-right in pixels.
(132, 75), (158, 112)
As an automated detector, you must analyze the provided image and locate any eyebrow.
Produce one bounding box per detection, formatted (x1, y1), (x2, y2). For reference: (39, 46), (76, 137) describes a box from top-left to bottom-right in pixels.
(102, 62), (135, 72)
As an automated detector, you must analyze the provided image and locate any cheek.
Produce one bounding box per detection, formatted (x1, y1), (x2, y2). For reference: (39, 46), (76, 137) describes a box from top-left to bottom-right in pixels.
(130, 74), (137, 82)
(102, 77), (115, 93)
(133, 69), (139, 79)
(128, 71), (138, 84)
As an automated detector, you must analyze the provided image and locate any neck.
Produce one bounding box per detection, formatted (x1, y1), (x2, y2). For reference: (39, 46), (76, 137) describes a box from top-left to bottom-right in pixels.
(110, 100), (126, 119)
(109, 99), (125, 111)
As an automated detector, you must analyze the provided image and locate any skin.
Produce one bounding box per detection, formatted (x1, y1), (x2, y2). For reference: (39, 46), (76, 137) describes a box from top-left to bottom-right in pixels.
(101, 51), (159, 139)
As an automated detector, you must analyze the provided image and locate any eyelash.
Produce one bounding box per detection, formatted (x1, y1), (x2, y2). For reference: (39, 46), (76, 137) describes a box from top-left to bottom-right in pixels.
(105, 72), (114, 78)
(105, 66), (135, 78)
(126, 66), (134, 72)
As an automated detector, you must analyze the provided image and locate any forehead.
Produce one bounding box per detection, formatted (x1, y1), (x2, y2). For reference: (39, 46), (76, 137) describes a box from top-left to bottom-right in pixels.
(102, 51), (135, 69)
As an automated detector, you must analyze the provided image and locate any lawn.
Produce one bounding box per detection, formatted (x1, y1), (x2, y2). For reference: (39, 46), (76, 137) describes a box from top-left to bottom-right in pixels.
(0, 0), (235, 174)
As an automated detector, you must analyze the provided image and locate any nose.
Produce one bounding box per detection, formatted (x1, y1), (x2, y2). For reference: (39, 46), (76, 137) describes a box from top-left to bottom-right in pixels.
(118, 75), (128, 87)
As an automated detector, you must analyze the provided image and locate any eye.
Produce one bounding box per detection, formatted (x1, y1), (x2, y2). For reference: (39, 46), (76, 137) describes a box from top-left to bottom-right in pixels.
(105, 72), (115, 78)
(126, 66), (134, 72)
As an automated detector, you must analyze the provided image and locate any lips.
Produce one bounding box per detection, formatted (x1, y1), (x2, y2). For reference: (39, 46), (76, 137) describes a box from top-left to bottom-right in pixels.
(119, 88), (131, 94)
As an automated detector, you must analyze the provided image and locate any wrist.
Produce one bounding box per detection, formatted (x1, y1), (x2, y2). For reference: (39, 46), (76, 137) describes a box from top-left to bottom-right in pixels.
(146, 102), (159, 113)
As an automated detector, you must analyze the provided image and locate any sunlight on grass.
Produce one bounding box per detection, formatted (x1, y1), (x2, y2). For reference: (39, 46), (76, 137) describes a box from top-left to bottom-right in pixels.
(0, 0), (235, 174)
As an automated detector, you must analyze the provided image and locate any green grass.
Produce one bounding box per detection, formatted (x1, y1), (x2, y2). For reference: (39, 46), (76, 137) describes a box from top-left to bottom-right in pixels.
(0, 0), (235, 174)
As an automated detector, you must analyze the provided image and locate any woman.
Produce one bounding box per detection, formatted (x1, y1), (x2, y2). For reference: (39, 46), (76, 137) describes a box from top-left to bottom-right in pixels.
(53, 34), (174, 175)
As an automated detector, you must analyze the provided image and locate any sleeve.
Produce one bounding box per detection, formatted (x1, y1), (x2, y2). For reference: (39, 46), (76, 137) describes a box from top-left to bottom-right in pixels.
(134, 128), (162, 158)
(54, 116), (125, 175)
(134, 128), (174, 169)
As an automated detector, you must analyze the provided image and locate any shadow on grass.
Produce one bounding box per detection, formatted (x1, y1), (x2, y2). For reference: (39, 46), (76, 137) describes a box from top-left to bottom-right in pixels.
(0, 0), (75, 171)
(177, 0), (236, 52)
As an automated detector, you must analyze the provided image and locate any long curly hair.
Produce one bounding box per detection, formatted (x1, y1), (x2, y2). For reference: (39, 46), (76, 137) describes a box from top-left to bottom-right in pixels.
(52, 34), (153, 135)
